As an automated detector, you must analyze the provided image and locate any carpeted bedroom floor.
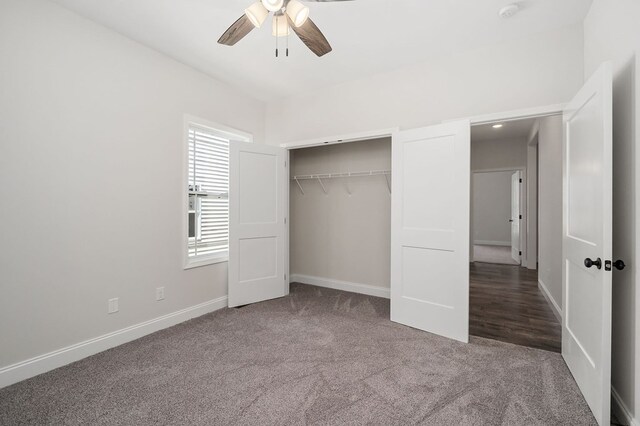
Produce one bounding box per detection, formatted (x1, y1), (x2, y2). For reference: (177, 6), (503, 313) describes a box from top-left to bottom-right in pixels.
(0, 283), (596, 425)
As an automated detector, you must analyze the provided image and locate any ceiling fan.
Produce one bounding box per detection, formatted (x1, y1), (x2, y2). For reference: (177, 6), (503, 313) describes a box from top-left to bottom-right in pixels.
(218, 0), (353, 57)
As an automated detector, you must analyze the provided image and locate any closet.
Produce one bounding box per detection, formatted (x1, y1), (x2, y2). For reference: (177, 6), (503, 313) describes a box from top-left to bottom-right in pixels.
(288, 138), (392, 295)
(228, 120), (470, 341)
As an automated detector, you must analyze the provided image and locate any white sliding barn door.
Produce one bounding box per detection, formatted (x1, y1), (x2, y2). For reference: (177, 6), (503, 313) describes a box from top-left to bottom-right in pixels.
(510, 171), (521, 263)
(391, 120), (470, 343)
(228, 142), (288, 307)
(562, 62), (613, 426)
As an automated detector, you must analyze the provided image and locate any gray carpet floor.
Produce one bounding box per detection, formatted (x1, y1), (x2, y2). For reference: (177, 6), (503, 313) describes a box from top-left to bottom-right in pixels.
(0, 283), (596, 425)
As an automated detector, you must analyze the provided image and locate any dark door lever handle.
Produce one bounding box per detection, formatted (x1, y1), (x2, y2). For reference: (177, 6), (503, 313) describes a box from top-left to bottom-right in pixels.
(584, 257), (602, 269)
(613, 260), (626, 270)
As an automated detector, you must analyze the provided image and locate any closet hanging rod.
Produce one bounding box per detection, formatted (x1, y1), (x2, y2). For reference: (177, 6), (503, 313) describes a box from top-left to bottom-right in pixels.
(291, 170), (391, 181)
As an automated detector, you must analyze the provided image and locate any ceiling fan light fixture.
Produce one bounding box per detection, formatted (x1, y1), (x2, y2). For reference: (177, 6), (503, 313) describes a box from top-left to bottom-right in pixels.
(285, 0), (309, 27)
(261, 0), (284, 13)
(272, 14), (290, 37)
(217, 0), (332, 57)
(245, 2), (269, 28)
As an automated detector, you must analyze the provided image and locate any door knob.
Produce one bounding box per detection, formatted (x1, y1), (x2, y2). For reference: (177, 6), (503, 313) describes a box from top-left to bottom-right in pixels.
(613, 260), (626, 270)
(584, 257), (602, 269)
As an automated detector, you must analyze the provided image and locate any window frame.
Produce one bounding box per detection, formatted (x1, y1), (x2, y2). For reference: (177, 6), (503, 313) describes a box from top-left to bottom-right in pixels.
(183, 115), (252, 269)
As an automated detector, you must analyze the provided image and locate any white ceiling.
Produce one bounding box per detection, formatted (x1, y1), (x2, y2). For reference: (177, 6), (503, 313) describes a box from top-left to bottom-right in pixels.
(51, 0), (592, 102)
(471, 117), (538, 142)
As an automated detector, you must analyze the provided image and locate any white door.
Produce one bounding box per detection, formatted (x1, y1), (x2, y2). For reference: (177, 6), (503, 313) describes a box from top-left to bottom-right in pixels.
(510, 171), (521, 263)
(562, 62), (612, 426)
(391, 120), (470, 343)
(228, 141), (288, 307)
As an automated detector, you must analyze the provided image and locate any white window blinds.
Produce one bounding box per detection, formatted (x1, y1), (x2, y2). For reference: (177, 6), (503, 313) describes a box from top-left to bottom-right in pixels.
(188, 125), (230, 260)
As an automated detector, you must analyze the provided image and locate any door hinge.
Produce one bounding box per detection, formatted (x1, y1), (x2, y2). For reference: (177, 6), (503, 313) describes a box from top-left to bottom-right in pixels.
(284, 217), (287, 224)
(519, 214), (522, 219)
(519, 178), (522, 183)
(519, 251), (522, 256)
(284, 273), (287, 280)
(284, 161), (287, 167)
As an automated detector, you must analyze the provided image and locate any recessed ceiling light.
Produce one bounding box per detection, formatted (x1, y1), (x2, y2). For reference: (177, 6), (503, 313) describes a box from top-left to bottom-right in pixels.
(493, 124), (504, 129)
(498, 4), (520, 19)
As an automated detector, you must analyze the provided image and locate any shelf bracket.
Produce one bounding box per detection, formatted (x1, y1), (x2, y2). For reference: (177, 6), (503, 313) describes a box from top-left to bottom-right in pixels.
(294, 178), (305, 195)
(384, 174), (391, 195)
(317, 177), (327, 194)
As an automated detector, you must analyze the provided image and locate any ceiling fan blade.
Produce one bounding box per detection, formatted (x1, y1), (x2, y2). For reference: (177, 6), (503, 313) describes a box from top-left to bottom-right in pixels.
(288, 16), (332, 57)
(218, 15), (254, 46)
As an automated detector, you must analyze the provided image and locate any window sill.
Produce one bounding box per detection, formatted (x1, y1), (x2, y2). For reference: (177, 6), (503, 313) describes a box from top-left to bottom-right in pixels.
(184, 254), (228, 270)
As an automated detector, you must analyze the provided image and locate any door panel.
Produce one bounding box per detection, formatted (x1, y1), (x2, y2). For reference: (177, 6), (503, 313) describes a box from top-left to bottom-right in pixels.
(391, 120), (470, 343)
(238, 151), (278, 224)
(229, 141), (287, 307)
(562, 62), (612, 426)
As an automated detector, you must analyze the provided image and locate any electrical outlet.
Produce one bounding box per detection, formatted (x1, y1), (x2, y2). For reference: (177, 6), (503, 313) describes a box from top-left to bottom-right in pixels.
(156, 287), (165, 301)
(108, 298), (119, 314)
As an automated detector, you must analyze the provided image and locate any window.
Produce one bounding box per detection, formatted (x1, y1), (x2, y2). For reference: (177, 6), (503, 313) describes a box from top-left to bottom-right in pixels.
(184, 118), (251, 268)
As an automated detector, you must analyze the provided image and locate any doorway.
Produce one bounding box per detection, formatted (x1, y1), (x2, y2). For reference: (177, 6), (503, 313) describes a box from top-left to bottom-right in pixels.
(468, 116), (562, 352)
(287, 137), (392, 298)
(472, 169), (523, 265)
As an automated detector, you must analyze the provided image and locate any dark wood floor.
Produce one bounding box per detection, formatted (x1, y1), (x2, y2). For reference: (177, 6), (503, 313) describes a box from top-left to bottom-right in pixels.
(470, 262), (562, 352)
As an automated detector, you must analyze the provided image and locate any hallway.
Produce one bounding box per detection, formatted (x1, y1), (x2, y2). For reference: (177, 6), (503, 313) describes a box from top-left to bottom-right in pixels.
(470, 262), (561, 352)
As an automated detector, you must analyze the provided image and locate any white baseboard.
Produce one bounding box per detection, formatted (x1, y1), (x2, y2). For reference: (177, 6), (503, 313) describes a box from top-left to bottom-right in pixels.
(0, 296), (228, 389)
(474, 240), (511, 247)
(291, 274), (390, 299)
(537, 279), (562, 323)
(613, 386), (638, 426)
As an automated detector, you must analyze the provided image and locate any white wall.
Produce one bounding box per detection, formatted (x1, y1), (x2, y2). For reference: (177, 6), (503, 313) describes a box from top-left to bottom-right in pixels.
(290, 139), (391, 291)
(265, 25), (584, 145)
(0, 0), (265, 373)
(471, 138), (528, 171)
(472, 172), (513, 246)
(583, 1), (640, 422)
(537, 116), (563, 311)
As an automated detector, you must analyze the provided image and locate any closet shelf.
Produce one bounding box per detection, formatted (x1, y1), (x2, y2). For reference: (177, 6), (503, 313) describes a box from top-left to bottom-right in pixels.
(291, 170), (391, 195)
(291, 170), (390, 181)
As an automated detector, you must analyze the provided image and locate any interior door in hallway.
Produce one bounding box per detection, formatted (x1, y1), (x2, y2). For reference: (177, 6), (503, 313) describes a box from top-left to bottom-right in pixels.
(510, 171), (521, 263)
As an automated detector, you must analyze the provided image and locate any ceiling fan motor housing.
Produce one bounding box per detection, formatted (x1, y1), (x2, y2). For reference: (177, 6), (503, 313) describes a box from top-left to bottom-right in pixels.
(262, 0), (284, 12)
